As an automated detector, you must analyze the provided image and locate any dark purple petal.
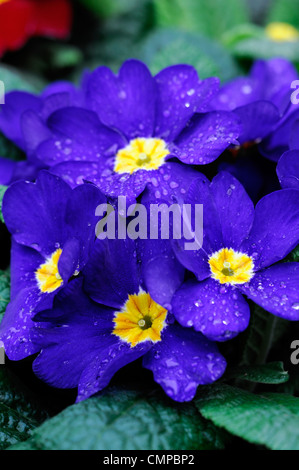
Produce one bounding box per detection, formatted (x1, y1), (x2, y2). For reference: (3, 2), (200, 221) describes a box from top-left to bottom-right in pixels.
(0, 91), (41, 150)
(210, 77), (260, 111)
(9, 240), (43, 299)
(21, 110), (52, 156)
(171, 176), (223, 280)
(83, 239), (140, 309)
(37, 107), (125, 166)
(32, 281), (150, 398)
(49, 161), (102, 188)
(241, 189), (299, 270)
(76, 341), (150, 402)
(174, 111), (241, 165)
(143, 323), (226, 401)
(154, 64), (219, 140)
(146, 161), (204, 205)
(240, 263), (299, 321)
(260, 109), (299, 162)
(277, 150), (299, 190)
(290, 120), (299, 150)
(251, 58), (298, 105)
(0, 287), (55, 360)
(87, 59), (156, 139)
(3, 171), (72, 256)
(210, 171), (254, 249)
(172, 278), (250, 341)
(233, 101), (280, 145)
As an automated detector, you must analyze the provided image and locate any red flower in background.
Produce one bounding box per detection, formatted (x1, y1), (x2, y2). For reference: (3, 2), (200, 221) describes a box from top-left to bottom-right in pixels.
(0, 0), (72, 57)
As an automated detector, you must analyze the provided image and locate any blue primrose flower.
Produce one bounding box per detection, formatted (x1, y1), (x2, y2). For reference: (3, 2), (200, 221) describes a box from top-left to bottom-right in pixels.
(0, 171), (106, 360)
(31, 238), (226, 403)
(171, 171), (299, 341)
(211, 57), (299, 160)
(0, 59), (241, 200)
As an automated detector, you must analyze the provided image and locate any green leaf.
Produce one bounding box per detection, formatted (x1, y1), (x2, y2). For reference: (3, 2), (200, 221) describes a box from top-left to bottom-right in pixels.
(286, 244), (299, 263)
(0, 368), (48, 449)
(267, 0), (299, 29)
(227, 34), (299, 62)
(224, 361), (289, 384)
(195, 384), (299, 450)
(153, 0), (249, 40)
(9, 387), (229, 450)
(140, 29), (241, 82)
(241, 304), (287, 366)
(0, 133), (25, 162)
(0, 269), (10, 323)
(0, 186), (7, 224)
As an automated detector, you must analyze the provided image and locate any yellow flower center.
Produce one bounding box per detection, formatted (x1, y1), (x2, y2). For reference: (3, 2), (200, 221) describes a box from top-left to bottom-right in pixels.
(35, 248), (63, 293)
(0, 0), (11, 5)
(266, 22), (299, 42)
(114, 138), (169, 174)
(113, 290), (168, 347)
(208, 248), (254, 285)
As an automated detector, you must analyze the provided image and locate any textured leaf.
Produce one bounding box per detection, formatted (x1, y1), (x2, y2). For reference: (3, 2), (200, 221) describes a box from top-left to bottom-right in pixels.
(0, 133), (25, 162)
(9, 387), (229, 450)
(0, 368), (48, 449)
(153, 0), (249, 40)
(224, 362), (289, 384)
(140, 30), (240, 82)
(196, 384), (299, 450)
(228, 35), (299, 61)
(241, 304), (286, 366)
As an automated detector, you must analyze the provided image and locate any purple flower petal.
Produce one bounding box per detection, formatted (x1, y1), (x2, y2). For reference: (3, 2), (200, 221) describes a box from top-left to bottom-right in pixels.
(0, 91), (41, 150)
(143, 323), (226, 401)
(172, 278), (250, 342)
(240, 263), (299, 321)
(174, 111), (241, 165)
(241, 189), (299, 270)
(3, 171), (72, 256)
(83, 239), (140, 309)
(233, 101), (280, 145)
(210, 171), (254, 249)
(87, 59), (157, 139)
(277, 150), (299, 190)
(154, 64), (219, 141)
(37, 107), (125, 166)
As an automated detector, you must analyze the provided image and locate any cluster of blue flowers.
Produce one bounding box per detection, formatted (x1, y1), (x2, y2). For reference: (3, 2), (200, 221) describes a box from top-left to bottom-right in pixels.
(0, 58), (299, 403)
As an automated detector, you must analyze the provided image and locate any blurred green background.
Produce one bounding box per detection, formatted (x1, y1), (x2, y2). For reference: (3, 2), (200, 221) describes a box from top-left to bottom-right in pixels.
(1, 0), (299, 93)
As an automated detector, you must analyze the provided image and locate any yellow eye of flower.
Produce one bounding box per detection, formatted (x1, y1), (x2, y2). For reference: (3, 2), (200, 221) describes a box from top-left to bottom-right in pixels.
(113, 290), (167, 347)
(35, 248), (63, 293)
(0, 0), (11, 5)
(266, 22), (299, 42)
(114, 138), (169, 174)
(208, 248), (254, 285)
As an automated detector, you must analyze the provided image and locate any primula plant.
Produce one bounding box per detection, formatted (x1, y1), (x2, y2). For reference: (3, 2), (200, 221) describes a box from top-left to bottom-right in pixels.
(0, 0), (299, 453)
